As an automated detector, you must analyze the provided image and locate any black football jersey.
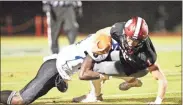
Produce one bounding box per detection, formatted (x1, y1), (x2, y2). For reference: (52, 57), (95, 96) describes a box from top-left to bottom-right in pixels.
(110, 22), (157, 75)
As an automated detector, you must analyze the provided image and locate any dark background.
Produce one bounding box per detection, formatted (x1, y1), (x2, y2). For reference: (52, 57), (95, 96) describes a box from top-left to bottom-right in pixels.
(0, 1), (182, 35)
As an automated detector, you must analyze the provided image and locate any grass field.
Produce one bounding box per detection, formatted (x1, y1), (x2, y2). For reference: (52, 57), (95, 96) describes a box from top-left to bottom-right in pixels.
(1, 33), (182, 104)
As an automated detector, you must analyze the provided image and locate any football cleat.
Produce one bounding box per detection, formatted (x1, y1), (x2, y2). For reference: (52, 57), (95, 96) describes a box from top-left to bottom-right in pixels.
(119, 78), (142, 90)
(72, 93), (103, 103)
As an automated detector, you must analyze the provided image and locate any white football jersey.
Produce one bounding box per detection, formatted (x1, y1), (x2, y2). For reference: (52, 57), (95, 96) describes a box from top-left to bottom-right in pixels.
(56, 34), (120, 80)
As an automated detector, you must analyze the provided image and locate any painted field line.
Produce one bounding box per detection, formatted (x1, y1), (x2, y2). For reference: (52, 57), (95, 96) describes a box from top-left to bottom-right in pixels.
(37, 91), (182, 101)
(164, 72), (182, 76)
(103, 91), (181, 98)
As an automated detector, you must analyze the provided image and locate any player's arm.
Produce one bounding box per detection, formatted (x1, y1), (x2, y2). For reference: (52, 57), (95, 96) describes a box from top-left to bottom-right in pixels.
(78, 27), (112, 80)
(148, 63), (167, 104)
(79, 54), (103, 80)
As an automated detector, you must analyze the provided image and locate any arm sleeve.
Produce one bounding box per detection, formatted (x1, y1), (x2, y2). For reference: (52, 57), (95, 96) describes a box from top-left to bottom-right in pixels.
(145, 37), (157, 66)
(110, 22), (126, 49)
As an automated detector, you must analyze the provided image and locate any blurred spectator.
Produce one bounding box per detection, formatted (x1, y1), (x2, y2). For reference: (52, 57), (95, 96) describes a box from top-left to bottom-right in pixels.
(153, 5), (168, 32)
(43, 1), (83, 54)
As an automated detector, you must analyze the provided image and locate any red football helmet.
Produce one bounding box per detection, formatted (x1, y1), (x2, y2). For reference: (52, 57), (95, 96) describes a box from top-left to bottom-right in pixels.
(124, 16), (149, 41)
(121, 17), (149, 54)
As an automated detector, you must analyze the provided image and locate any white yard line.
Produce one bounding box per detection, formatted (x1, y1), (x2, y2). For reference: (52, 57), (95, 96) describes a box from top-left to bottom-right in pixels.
(103, 91), (181, 98)
(37, 91), (181, 100)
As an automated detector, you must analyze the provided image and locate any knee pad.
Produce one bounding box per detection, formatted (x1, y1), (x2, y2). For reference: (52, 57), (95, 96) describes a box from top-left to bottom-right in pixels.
(55, 75), (68, 93)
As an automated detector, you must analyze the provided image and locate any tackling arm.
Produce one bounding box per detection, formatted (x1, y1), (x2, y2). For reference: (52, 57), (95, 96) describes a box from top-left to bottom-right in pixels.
(148, 63), (167, 104)
(79, 54), (103, 80)
(79, 27), (112, 80)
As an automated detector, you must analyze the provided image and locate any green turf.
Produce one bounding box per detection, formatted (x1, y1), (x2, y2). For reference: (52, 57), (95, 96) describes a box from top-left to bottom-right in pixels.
(1, 35), (182, 104)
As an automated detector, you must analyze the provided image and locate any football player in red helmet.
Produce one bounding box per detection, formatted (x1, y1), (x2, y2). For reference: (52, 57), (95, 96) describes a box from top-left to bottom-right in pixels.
(0, 17), (167, 105)
(73, 17), (167, 104)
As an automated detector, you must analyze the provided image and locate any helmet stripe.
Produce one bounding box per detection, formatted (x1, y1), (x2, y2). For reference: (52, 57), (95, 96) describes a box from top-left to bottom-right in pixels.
(133, 17), (142, 39)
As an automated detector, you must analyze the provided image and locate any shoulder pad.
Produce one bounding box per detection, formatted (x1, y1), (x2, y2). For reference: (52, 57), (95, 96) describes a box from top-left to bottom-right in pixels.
(110, 22), (126, 36)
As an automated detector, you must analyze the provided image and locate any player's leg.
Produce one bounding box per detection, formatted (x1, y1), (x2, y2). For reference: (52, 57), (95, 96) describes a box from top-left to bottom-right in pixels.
(0, 59), (67, 105)
(72, 60), (121, 103)
(0, 90), (18, 104)
(63, 7), (79, 44)
(72, 78), (104, 103)
(47, 7), (63, 54)
(72, 51), (122, 103)
(93, 60), (148, 90)
(96, 50), (147, 90)
(118, 70), (148, 91)
(72, 59), (148, 102)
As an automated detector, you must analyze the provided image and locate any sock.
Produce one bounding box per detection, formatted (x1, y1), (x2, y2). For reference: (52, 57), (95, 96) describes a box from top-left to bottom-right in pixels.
(89, 78), (104, 97)
(0, 90), (16, 104)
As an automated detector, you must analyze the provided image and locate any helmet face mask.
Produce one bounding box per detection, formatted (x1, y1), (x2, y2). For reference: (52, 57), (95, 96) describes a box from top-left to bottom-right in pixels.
(122, 16), (149, 54)
(122, 34), (144, 54)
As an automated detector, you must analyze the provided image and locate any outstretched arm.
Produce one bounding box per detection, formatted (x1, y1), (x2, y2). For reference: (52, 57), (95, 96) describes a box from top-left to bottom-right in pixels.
(148, 63), (167, 104)
(79, 54), (103, 80)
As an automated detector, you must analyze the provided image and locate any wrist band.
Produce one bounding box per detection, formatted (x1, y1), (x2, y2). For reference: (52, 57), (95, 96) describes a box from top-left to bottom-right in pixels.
(155, 96), (162, 104)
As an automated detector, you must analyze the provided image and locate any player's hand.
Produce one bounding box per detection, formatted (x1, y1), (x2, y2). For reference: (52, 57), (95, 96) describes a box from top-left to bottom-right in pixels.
(99, 73), (105, 79)
(147, 102), (160, 105)
(99, 74), (110, 80)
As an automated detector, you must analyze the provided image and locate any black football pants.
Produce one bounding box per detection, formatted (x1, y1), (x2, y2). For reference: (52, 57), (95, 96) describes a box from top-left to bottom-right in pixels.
(93, 51), (149, 77)
(19, 59), (58, 104)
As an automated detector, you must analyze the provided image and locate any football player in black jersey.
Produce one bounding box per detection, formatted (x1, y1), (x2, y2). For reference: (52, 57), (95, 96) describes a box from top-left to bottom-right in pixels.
(0, 17), (167, 105)
(73, 17), (167, 104)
